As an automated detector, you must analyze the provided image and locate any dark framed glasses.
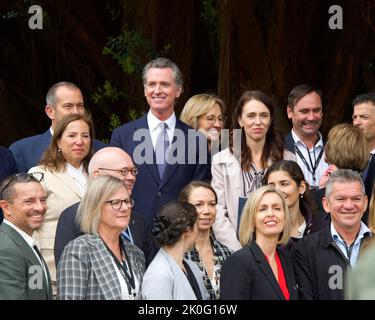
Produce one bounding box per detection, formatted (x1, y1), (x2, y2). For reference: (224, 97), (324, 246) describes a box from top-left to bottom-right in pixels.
(98, 167), (138, 177)
(0, 172), (44, 199)
(105, 198), (135, 210)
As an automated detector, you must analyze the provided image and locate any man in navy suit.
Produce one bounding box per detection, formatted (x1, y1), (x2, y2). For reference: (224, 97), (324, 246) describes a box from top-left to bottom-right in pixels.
(54, 147), (157, 266)
(9, 81), (105, 173)
(0, 146), (18, 224)
(352, 93), (375, 201)
(110, 57), (211, 231)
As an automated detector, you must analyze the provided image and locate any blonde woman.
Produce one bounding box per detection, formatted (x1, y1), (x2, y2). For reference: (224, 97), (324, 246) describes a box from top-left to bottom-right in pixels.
(180, 93), (225, 152)
(220, 186), (298, 300)
(57, 175), (145, 300)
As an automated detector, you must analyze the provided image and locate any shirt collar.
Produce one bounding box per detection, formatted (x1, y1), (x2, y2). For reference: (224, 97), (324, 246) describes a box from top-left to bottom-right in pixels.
(147, 111), (176, 133)
(66, 162), (85, 175)
(291, 129), (324, 148)
(331, 221), (371, 243)
(2, 219), (37, 248)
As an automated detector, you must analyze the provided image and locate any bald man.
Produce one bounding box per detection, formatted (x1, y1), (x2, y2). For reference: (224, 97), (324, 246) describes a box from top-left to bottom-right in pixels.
(54, 147), (157, 266)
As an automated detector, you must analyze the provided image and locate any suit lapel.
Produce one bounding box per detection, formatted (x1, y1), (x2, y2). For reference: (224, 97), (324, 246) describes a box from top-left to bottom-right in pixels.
(250, 242), (285, 300)
(87, 236), (122, 300)
(1, 223), (52, 299)
(134, 116), (160, 185)
(159, 120), (187, 189)
(51, 170), (83, 199)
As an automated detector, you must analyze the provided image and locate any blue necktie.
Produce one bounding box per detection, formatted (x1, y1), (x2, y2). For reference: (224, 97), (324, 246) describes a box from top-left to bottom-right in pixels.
(155, 122), (169, 179)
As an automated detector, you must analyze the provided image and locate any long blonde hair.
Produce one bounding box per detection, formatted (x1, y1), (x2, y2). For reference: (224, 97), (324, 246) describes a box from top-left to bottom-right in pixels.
(238, 185), (291, 246)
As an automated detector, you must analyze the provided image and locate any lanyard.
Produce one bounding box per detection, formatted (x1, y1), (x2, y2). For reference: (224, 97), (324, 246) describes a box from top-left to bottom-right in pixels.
(101, 237), (136, 296)
(294, 143), (324, 183)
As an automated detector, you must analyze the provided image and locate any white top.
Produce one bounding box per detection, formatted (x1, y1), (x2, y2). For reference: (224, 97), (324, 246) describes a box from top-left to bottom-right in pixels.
(3, 219), (49, 283)
(110, 257), (140, 300)
(291, 129), (329, 188)
(66, 163), (87, 196)
(296, 220), (307, 239)
(147, 111), (176, 150)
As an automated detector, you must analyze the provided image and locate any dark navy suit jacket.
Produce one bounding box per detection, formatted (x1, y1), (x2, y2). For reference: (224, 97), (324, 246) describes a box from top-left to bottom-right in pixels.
(9, 129), (106, 173)
(0, 146), (18, 224)
(110, 114), (211, 231)
(54, 202), (158, 267)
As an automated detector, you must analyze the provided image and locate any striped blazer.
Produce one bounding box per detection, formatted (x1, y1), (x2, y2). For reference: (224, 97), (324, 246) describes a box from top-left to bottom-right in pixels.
(57, 234), (145, 300)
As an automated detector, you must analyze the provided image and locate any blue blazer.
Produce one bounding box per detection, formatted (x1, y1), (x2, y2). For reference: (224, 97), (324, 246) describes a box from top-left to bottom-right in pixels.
(110, 114), (211, 231)
(0, 146), (17, 224)
(9, 129), (106, 173)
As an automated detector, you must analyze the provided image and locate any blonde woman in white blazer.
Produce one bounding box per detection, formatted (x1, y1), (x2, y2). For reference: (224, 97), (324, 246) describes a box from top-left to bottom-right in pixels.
(29, 113), (93, 289)
(211, 91), (295, 251)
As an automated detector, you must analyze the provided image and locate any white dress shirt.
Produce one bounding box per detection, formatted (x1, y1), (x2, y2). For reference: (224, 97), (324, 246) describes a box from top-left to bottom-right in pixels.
(147, 111), (176, 150)
(66, 163), (87, 196)
(291, 130), (329, 188)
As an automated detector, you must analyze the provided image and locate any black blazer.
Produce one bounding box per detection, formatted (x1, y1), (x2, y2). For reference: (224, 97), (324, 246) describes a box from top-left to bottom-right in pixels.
(54, 202), (158, 267)
(292, 224), (371, 300)
(220, 241), (298, 300)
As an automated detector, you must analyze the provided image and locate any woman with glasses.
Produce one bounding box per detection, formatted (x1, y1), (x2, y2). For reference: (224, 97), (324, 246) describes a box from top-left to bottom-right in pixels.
(141, 201), (209, 300)
(180, 93), (226, 153)
(28, 113), (93, 291)
(179, 181), (232, 300)
(211, 91), (294, 251)
(220, 186), (298, 300)
(57, 175), (145, 300)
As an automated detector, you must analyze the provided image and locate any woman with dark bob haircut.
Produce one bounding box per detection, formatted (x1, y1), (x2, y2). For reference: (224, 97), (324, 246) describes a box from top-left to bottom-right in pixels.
(141, 201), (209, 300)
(263, 160), (327, 240)
(211, 90), (295, 251)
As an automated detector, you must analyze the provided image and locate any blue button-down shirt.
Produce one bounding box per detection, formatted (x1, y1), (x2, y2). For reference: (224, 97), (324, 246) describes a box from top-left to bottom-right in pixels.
(331, 222), (371, 267)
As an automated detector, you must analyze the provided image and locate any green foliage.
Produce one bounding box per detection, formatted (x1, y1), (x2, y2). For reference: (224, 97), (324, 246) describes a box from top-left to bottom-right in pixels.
(109, 113), (121, 132)
(201, 0), (219, 67)
(91, 80), (122, 104)
(103, 30), (152, 75)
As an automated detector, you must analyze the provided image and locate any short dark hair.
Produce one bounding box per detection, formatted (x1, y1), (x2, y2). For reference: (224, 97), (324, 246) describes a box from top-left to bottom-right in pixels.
(0, 174), (41, 201)
(287, 84), (323, 110)
(152, 200), (197, 246)
(352, 92), (375, 108)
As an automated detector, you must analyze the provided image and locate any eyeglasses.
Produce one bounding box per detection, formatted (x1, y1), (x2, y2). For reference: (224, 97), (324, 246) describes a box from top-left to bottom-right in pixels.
(98, 167), (138, 177)
(203, 115), (226, 125)
(105, 198), (135, 210)
(0, 172), (44, 199)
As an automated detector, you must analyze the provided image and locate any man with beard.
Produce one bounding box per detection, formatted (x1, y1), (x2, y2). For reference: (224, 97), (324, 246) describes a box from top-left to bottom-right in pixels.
(285, 84), (329, 189)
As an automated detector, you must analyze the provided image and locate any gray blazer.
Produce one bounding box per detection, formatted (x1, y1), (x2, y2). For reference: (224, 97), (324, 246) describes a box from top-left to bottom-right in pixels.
(0, 223), (52, 300)
(141, 248), (209, 300)
(57, 234), (145, 300)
